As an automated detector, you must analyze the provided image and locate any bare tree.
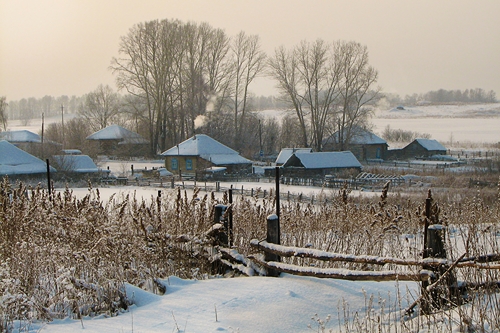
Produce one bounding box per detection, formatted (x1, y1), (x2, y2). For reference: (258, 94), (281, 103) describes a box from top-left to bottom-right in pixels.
(334, 41), (380, 150)
(0, 96), (7, 131)
(269, 40), (341, 150)
(269, 40), (379, 151)
(230, 31), (266, 149)
(78, 85), (121, 132)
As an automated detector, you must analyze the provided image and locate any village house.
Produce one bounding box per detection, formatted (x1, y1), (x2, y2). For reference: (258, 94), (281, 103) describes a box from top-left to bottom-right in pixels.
(281, 151), (362, 178)
(86, 124), (149, 157)
(390, 138), (447, 160)
(275, 148), (313, 166)
(160, 134), (252, 177)
(322, 127), (388, 161)
(0, 129), (61, 158)
(0, 140), (57, 177)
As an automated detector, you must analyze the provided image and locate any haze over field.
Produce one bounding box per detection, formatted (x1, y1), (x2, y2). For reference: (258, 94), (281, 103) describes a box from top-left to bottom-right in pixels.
(1, 0), (499, 100)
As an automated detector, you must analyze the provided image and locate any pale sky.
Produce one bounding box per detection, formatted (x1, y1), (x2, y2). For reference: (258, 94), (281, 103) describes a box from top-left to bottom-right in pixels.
(1, 0), (499, 101)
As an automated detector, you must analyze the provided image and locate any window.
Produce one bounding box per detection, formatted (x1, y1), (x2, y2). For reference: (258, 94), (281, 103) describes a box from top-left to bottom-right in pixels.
(186, 159), (193, 170)
(171, 158), (178, 170)
(376, 148), (381, 159)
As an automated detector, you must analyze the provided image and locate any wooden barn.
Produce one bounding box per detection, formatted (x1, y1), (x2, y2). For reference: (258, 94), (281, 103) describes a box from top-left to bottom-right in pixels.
(282, 151), (362, 178)
(322, 127), (388, 161)
(86, 125), (149, 157)
(160, 134), (252, 176)
(398, 138), (447, 160)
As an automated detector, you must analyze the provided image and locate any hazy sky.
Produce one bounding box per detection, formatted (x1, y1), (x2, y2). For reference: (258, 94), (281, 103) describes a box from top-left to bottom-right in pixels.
(1, 0), (499, 101)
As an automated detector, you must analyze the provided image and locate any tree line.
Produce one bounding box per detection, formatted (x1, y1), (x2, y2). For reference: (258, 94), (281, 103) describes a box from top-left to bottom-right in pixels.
(385, 88), (497, 107)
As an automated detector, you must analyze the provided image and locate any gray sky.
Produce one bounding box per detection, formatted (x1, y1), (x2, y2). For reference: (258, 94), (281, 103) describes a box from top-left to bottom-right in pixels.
(1, 0), (499, 101)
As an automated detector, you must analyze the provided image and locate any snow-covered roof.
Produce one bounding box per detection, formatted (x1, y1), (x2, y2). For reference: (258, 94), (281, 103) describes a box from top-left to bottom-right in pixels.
(0, 140), (57, 175)
(161, 134), (252, 165)
(413, 139), (446, 151)
(275, 148), (313, 165)
(0, 130), (41, 143)
(324, 127), (387, 146)
(53, 155), (100, 173)
(86, 125), (148, 143)
(283, 151), (362, 169)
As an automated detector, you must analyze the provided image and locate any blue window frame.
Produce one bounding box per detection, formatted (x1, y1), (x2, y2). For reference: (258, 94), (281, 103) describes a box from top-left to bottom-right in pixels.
(186, 159), (193, 170)
(171, 158), (178, 170)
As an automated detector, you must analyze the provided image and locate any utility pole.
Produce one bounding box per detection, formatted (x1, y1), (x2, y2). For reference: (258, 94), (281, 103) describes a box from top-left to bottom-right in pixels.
(61, 104), (64, 148)
(41, 112), (45, 158)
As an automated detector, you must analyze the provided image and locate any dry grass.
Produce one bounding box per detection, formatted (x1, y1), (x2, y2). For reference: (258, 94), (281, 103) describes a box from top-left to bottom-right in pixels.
(0, 175), (499, 332)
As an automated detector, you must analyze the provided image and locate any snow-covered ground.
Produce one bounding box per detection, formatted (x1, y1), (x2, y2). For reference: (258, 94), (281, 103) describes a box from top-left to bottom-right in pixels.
(32, 275), (419, 333)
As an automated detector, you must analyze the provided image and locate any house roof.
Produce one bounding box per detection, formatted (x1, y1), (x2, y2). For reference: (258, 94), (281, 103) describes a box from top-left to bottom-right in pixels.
(53, 155), (100, 173)
(283, 151), (362, 169)
(0, 130), (41, 143)
(160, 134), (252, 165)
(324, 127), (387, 146)
(275, 148), (313, 165)
(413, 139), (446, 151)
(0, 140), (57, 175)
(86, 125), (148, 143)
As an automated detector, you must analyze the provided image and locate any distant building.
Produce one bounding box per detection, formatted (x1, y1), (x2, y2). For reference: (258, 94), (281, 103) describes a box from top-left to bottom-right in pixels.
(86, 125), (149, 157)
(275, 148), (313, 166)
(160, 134), (252, 176)
(52, 154), (106, 175)
(322, 127), (388, 161)
(397, 138), (447, 160)
(282, 151), (362, 178)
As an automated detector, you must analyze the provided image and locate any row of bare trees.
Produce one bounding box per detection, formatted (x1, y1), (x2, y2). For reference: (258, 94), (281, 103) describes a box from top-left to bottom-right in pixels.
(2, 19), (380, 157)
(109, 19), (266, 155)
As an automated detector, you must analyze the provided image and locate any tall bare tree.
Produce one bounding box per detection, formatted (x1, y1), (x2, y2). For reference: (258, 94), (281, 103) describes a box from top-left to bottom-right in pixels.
(230, 31), (266, 149)
(78, 84), (121, 132)
(269, 39), (379, 151)
(269, 40), (341, 150)
(0, 96), (7, 131)
(334, 41), (380, 150)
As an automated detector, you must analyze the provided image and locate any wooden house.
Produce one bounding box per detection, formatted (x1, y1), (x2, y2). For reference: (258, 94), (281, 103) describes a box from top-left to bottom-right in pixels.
(322, 127), (388, 161)
(275, 148), (313, 166)
(160, 134), (252, 176)
(0, 140), (57, 177)
(86, 125), (149, 157)
(398, 138), (447, 160)
(282, 151), (362, 178)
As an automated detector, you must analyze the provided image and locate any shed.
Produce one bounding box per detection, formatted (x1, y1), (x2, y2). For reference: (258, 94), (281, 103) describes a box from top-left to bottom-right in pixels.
(86, 125), (149, 157)
(160, 134), (252, 176)
(399, 138), (447, 160)
(282, 151), (362, 178)
(52, 155), (103, 174)
(323, 127), (388, 161)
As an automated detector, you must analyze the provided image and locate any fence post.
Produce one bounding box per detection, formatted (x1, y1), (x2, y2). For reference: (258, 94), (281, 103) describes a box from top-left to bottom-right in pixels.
(228, 189), (233, 247)
(421, 193), (459, 314)
(46, 159), (52, 198)
(266, 214), (281, 277)
(213, 204), (228, 246)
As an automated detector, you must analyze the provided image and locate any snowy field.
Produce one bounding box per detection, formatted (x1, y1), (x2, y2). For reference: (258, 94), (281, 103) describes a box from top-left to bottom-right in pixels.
(32, 275), (420, 333)
(256, 104), (500, 144)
